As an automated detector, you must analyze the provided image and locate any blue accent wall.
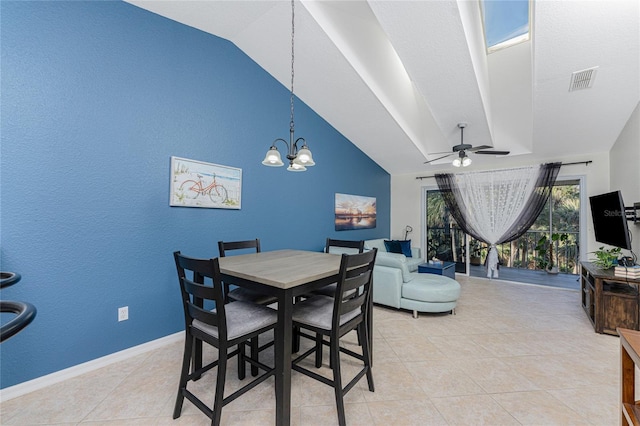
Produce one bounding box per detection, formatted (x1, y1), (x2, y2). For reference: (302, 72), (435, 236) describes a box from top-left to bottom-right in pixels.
(0, 2), (390, 388)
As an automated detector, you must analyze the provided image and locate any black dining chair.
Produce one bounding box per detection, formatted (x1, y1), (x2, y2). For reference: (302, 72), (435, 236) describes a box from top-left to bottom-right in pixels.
(173, 252), (276, 425)
(312, 238), (365, 297)
(297, 238), (366, 364)
(291, 249), (377, 426)
(0, 272), (37, 343)
(218, 239), (277, 376)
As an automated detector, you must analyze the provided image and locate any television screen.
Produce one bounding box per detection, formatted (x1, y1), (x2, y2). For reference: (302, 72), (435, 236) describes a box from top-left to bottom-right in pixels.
(589, 190), (631, 250)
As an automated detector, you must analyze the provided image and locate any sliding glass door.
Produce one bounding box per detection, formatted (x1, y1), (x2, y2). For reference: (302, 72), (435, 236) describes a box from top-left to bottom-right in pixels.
(425, 189), (467, 274)
(424, 179), (581, 278)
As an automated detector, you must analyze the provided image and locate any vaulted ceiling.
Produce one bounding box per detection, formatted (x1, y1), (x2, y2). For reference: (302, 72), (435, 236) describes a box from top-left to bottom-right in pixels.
(127, 0), (639, 175)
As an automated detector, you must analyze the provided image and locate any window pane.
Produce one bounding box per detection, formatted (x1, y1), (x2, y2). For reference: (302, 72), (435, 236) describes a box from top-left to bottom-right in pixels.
(482, 0), (530, 50)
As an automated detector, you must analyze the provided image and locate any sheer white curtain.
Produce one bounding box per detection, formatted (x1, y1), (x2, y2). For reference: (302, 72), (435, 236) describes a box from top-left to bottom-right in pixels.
(436, 163), (561, 278)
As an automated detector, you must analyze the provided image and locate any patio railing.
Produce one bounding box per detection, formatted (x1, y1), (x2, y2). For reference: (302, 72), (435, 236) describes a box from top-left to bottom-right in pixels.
(427, 228), (580, 274)
(492, 230), (580, 274)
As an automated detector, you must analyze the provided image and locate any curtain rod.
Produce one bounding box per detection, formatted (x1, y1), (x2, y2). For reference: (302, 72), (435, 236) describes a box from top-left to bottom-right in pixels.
(414, 160), (593, 180)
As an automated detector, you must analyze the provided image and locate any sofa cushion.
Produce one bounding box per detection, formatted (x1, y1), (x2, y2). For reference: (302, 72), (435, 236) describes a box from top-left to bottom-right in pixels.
(374, 252), (413, 283)
(405, 256), (422, 272)
(384, 239), (412, 258)
(364, 238), (387, 253)
(384, 240), (401, 254)
(366, 238), (421, 272)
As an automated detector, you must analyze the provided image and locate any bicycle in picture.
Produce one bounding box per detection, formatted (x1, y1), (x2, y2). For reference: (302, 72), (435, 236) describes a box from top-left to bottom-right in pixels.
(178, 173), (228, 204)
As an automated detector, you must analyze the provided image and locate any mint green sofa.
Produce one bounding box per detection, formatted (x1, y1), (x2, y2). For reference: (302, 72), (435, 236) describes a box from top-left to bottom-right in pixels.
(364, 238), (461, 318)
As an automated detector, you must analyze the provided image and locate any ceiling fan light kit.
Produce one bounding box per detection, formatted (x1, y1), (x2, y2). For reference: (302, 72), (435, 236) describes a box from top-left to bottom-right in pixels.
(424, 122), (510, 167)
(452, 150), (472, 167)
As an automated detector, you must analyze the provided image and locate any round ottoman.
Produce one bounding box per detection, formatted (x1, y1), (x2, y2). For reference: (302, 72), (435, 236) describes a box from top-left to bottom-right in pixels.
(400, 274), (461, 318)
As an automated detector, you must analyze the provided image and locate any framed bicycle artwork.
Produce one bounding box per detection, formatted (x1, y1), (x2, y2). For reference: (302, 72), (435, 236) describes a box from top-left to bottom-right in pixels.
(170, 156), (241, 209)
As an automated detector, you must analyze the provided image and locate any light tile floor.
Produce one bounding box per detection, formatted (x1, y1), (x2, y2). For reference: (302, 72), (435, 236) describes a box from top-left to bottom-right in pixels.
(0, 275), (621, 425)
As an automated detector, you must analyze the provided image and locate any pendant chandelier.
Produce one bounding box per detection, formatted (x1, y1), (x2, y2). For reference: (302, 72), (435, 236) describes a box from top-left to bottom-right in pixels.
(262, 0), (315, 172)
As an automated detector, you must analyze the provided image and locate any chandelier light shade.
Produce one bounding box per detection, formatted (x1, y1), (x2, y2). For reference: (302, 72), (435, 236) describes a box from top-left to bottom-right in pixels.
(262, 147), (284, 167)
(262, 0), (315, 172)
(287, 163), (306, 172)
(294, 145), (315, 166)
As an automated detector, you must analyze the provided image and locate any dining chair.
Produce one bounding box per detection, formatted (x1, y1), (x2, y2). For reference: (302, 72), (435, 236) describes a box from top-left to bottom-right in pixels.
(173, 251), (276, 425)
(297, 238), (366, 364)
(291, 248), (377, 426)
(313, 238), (365, 297)
(218, 239), (278, 304)
(218, 239), (277, 376)
(0, 272), (37, 343)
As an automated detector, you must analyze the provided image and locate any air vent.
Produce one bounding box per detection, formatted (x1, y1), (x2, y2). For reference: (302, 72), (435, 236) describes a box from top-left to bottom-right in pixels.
(569, 67), (598, 91)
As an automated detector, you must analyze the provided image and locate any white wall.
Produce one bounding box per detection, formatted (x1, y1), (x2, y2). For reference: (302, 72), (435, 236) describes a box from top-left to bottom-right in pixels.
(391, 152), (611, 260)
(610, 102), (640, 257)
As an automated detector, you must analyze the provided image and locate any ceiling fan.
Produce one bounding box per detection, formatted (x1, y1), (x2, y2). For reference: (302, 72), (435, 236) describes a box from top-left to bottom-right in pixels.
(424, 123), (510, 167)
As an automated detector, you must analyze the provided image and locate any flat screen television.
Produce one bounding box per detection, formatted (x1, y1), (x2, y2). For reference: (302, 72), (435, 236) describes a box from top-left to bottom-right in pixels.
(589, 190), (632, 250)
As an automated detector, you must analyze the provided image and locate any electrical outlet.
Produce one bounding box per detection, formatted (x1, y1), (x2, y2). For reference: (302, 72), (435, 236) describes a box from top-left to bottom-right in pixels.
(118, 306), (128, 322)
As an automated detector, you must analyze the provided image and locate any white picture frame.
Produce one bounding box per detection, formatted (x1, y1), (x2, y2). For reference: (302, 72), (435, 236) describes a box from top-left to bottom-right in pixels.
(170, 156), (241, 209)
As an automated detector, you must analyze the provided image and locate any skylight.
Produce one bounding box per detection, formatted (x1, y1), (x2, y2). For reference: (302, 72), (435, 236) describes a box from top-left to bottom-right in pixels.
(481, 0), (530, 53)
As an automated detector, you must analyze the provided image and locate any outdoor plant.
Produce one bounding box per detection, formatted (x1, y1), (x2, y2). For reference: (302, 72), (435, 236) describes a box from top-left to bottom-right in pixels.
(469, 239), (484, 265)
(591, 246), (622, 270)
(535, 233), (569, 272)
(535, 235), (550, 270)
(548, 232), (569, 271)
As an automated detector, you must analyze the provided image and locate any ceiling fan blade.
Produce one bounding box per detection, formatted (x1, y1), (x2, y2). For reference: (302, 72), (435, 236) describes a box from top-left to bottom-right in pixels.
(466, 145), (493, 152)
(475, 150), (510, 155)
(424, 153), (454, 164)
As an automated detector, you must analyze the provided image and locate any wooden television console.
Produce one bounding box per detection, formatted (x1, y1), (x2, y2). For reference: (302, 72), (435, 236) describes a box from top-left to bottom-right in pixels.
(581, 262), (640, 335)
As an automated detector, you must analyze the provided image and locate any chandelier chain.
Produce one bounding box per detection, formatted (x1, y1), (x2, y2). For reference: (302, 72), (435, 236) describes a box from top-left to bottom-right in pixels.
(262, 0), (314, 171)
(289, 0), (295, 132)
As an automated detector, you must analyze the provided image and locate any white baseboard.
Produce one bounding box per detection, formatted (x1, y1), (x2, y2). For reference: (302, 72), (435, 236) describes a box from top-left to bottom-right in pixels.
(0, 332), (183, 403)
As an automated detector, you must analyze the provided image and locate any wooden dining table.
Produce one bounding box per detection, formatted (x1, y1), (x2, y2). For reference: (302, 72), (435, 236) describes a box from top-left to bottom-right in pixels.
(217, 249), (343, 426)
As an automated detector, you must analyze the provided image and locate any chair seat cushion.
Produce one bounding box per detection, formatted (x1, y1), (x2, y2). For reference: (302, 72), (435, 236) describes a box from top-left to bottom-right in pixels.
(292, 295), (360, 331)
(228, 287), (277, 305)
(402, 275), (461, 303)
(192, 301), (277, 341)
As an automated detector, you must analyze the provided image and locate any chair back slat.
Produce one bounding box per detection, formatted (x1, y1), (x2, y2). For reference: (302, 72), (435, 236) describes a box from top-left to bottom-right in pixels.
(187, 302), (220, 328)
(336, 271), (369, 315)
(339, 267), (370, 294)
(332, 249), (377, 329)
(182, 278), (221, 329)
(338, 291), (366, 316)
(182, 276), (216, 300)
(218, 239), (260, 257)
(174, 251), (227, 340)
(325, 238), (364, 254)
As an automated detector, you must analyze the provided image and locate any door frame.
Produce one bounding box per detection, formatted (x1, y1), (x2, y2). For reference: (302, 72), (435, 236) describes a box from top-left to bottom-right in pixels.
(421, 183), (470, 275)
